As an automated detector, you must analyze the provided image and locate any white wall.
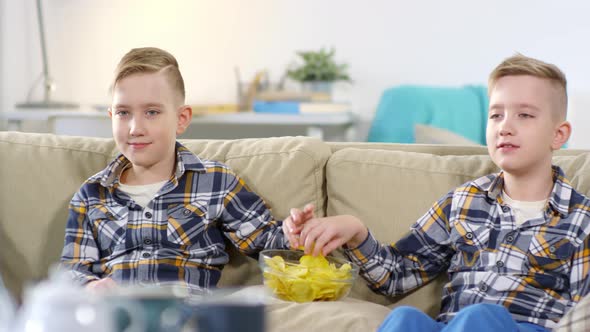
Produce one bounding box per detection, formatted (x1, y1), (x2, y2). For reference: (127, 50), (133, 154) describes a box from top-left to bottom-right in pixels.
(2, 0), (590, 146)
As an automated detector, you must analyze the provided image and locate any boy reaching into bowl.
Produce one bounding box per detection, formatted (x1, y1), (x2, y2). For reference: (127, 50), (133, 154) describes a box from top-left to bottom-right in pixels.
(285, 54), (590, 332)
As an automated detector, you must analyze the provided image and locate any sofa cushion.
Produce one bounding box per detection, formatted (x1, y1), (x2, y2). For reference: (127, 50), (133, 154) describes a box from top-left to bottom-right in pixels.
(555, 290), (590, 331)
(220, 285), (392, 332)
(0, 133), (113, 301)
(0, 132), (331, 300)
(266, 297), (391, 332)
(326, 147), (590, 316)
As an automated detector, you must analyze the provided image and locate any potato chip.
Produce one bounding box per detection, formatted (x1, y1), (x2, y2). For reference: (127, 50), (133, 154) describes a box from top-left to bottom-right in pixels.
(262, 252), (354, 303)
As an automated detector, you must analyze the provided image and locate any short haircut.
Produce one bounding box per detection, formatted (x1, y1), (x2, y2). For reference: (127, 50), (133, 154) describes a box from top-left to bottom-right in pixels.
(488, 53), (567, 119)
(112, 47), (185, 103)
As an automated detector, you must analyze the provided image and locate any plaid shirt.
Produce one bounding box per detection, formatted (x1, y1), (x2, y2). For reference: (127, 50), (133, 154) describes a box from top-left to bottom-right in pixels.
(61, 142), (289, 290)
(345, 166), (590, 329)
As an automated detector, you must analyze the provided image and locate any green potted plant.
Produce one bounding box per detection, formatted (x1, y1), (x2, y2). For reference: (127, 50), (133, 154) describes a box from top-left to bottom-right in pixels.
(286, 47), (351, 95)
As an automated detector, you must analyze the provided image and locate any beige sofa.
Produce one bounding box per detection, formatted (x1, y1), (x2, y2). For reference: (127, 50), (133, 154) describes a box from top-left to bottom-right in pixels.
(1, 131), (589, 331)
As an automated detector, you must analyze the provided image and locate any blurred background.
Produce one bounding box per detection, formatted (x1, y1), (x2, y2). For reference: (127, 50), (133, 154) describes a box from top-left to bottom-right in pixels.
(1, 0), (590, 147)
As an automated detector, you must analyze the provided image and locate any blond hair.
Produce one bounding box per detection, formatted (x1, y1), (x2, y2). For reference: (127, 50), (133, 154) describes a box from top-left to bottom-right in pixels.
(112, 47), (185, 103)
(489, 53), (567, 118)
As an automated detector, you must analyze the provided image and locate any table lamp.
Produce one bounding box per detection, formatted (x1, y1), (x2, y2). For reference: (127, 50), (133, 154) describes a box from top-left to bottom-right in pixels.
(16, 0), (79, 109)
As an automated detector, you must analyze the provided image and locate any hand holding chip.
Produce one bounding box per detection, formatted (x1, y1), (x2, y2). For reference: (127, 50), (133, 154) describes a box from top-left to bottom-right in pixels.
(283, 203), (316, 249)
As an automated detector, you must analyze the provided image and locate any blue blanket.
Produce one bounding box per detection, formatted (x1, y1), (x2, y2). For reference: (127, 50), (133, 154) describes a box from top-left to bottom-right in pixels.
(368, 85), (489, 144)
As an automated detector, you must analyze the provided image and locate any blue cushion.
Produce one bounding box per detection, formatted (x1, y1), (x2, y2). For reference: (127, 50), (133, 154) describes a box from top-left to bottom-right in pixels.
(368, 85), (489, 144)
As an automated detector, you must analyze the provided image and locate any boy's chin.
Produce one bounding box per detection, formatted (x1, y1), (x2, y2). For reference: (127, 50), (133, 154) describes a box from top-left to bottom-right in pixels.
(127, 159), (152, 168)
(491, 157), (521, 173)
(497, 163), (548, 176)
(122, 154), (150, 167)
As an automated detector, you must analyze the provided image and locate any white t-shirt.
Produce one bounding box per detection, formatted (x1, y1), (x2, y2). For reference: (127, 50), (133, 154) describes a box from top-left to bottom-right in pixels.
(118, 180), (167, 208)
(501, 191), (547, 226)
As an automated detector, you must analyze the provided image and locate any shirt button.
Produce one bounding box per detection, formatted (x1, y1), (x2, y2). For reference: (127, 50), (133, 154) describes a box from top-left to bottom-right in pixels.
(549, 246), (557, 253)
(479, 283), (488, 292)
(496, 261), (504, 268)
(465, 232), (474, 240)
(142, 252), (151, 258)
(183, 208), (191, 216)
(143, 238), (152, 245)
(502, 206), (510, 213)
(145, 211), (152, 219)
(506, 234), (514, 243)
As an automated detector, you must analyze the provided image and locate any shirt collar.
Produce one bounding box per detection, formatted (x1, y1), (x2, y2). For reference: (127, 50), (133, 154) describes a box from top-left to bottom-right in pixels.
(473, 165), (573, 218)
(92, 141), (207, 188)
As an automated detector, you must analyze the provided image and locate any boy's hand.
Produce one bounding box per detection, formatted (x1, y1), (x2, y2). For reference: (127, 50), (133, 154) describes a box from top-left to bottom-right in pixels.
(300, 215), (368, 256)
(283, 203), (315, 249)
(85, 277), (117, 292)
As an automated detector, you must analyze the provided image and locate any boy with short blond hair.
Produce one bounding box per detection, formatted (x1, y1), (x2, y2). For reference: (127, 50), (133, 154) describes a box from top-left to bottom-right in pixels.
(60, 47), (303, 291)
(287, 54), (590, 332)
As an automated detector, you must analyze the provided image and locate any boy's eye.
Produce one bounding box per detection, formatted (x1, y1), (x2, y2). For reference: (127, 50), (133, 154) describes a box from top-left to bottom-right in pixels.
(115, 110), (129, 117)
(146, 109), (160, 116)
(489, 113), (502, 119)
(519, 113), (534, 118)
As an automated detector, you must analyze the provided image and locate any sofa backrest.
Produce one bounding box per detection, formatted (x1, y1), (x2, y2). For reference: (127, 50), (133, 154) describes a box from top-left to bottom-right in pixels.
(0, 132), (331, 301)
(325, 143), (590, 316)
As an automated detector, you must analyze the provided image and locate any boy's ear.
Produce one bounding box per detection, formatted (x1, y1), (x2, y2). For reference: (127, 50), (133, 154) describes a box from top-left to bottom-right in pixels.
(551, 120), (572, 150)
(176, 105), (193, 135)
(107, 108), (113, 118)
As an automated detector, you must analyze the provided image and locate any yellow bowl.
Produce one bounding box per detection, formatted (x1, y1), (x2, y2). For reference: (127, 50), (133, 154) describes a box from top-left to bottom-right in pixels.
(258, 249), (359, 303)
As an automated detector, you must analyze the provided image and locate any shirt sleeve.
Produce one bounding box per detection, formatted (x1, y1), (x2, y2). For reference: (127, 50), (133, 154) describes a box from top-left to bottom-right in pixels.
(59, 189), (101, 284)
(344, 191), (455, 296)
(218, 170), (289, 254)
(569, 233), (590, 304)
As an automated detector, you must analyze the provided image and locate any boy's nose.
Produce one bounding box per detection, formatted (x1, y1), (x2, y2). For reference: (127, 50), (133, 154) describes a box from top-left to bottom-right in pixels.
(499, 119), (514, 136)
(129, 117), (145, 136)
(499, 130), (511, 136)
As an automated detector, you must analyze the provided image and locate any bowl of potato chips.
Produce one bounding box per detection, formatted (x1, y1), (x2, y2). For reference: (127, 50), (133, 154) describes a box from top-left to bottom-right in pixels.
(259, 249), (359, 303)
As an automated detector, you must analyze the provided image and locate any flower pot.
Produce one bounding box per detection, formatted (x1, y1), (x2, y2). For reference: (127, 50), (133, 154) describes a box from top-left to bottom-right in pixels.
(301, 81), (333, 100)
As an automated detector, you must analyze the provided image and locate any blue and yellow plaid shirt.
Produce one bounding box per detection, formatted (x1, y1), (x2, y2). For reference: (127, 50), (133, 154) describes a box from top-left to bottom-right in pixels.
(345, 166), (590, 329)
(60, 142), (289, 290)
